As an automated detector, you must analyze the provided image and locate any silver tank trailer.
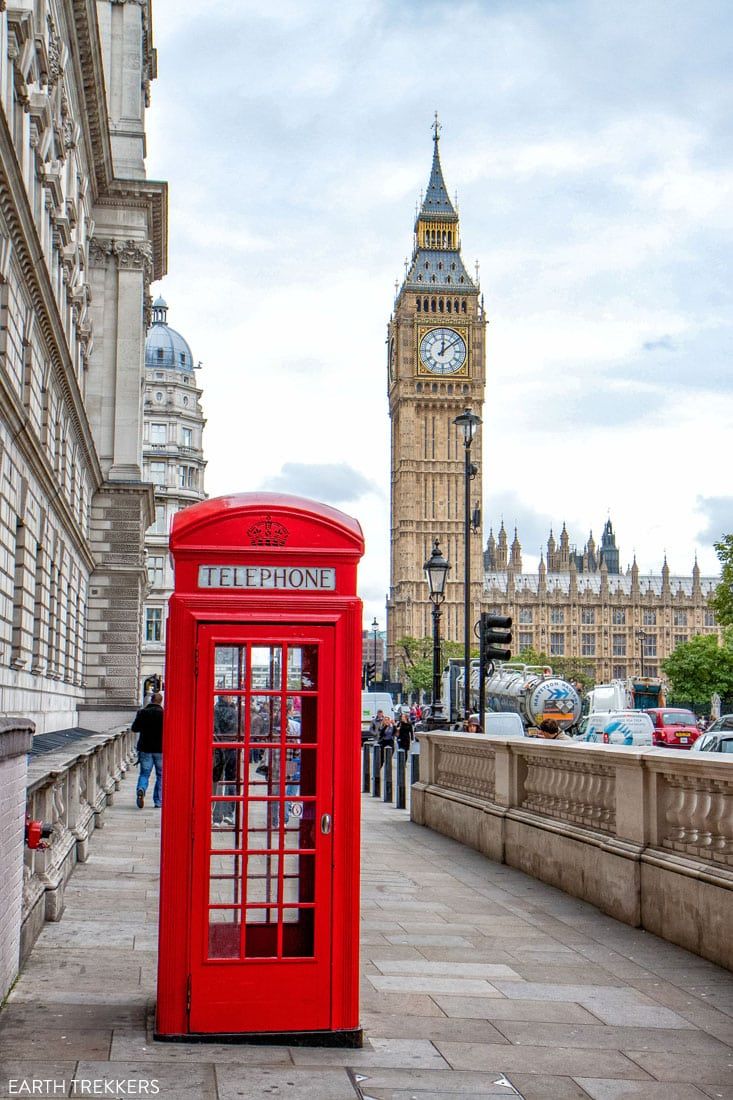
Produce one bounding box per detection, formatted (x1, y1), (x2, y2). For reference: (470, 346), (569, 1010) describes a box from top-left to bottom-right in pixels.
(484, 664), (582, 731)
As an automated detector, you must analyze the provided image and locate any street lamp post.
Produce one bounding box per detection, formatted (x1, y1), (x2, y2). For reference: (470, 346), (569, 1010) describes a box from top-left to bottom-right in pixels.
(424, 539), (450, 728)
(372, 617), (379, 684)
(636, 629), (647, 679)
(453, 408), (481, 721)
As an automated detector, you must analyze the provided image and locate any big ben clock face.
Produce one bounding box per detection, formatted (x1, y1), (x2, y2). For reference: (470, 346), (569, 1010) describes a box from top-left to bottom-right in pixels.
(419, 327), (467, 375)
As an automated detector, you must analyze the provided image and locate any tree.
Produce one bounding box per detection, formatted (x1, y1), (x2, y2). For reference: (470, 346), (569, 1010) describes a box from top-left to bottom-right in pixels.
(395, 635), (475, 696)
(662, 630), (733, 706)
(710, 535), (733, 628)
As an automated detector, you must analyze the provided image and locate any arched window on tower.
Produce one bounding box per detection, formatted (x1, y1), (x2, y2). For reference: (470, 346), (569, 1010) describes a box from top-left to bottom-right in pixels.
(416, 297), (421, 312)
(454, 298), (459, 312)
(424, 297), (429, 311)
(446, 299), (452, 313)
(431, 298), (436, 312)
(438, 298), (444, 312)
(461, 300), (467, 313)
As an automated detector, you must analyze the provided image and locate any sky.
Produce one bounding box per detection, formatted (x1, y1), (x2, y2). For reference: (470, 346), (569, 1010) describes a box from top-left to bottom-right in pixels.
(144, 0), (733, 630)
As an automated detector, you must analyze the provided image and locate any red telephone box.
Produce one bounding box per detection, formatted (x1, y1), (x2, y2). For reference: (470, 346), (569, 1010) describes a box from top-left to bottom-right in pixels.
(155, 493), (364, 1044)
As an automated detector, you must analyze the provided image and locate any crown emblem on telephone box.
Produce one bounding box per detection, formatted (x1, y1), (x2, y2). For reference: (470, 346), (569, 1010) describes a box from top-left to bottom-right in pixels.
(246, 514), (289, 546)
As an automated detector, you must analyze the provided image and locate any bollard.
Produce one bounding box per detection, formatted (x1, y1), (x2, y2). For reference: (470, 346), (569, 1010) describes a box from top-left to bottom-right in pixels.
(362, 742), (371, 793)
(396, 748), (406, 809)
(371, 744), (381, 798)
(410, 751), (420, 785)
(383, 746), (393, 803)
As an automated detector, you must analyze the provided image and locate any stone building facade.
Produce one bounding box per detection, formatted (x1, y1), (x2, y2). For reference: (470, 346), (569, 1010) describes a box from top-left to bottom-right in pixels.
(0, 0), (166, 734)
(140, 297), (206, 696)
(386, 122), (486, 661)
(484, 520), (721, 683)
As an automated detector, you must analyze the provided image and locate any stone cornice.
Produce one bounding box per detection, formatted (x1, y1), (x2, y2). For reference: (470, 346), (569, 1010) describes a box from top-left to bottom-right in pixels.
(0, 109), (104, 489)
(68, 0), (114, 196)
(98, 179), (167, 279)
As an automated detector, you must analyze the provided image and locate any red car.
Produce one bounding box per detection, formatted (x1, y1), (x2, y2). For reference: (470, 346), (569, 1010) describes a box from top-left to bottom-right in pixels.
(644, 707), (701, 749)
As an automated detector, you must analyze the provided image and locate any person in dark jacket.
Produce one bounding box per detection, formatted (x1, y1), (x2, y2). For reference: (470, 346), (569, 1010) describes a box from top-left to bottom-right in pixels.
(396, 714), (413, 753)
(132, 692), (164, 809)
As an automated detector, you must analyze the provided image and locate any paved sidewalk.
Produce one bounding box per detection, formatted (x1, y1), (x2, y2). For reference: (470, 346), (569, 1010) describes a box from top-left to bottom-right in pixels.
(1, 777), (732, 1100)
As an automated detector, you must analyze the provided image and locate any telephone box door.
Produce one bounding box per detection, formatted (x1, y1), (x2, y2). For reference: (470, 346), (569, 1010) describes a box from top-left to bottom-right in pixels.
(189, 623), (335, 1033)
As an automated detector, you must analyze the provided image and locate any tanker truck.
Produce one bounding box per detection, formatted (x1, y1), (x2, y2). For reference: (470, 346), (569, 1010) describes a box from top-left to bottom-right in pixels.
(484, 663), (582, 732)
(442, 659), (582, 732)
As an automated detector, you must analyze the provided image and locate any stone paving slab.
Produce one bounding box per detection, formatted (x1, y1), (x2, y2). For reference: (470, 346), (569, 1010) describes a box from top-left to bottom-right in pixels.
(1, 785), (732, 1100)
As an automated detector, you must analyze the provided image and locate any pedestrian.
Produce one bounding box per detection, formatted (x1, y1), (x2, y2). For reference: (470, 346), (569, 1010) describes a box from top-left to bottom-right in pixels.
(132, 691), (164, 809)
(369, 709), (388, 741)
(212, 695), (238, 827)
(534, 718), (571, 741)
(465, 714), (482, 733)
(396, 712), (413, 753)
(378, 715), (396, 764)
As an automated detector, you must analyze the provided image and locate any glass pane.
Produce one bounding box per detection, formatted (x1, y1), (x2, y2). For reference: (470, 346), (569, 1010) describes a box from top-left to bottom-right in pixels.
(244, 909), (278, 958)
(213, 695), (243, 742)
(287, 646), (318, 690)
(246, 854), (279, 905)
(283, 853), (315, 904)
(247, 753), (274, 795)
(209, 909), (241, 959)
(212, 747), (247, 800)
(209, 854), (242, 906)
(251, 696), (282, 743)
(211, 807), (244, 846)
(288, 695), (318, 745)
(282, 908), (315, 957)
(214, 647), (242, 690)
(284, 804), (316, 849)
(250, 647), (282, 690)
(246, 798), (280, 846)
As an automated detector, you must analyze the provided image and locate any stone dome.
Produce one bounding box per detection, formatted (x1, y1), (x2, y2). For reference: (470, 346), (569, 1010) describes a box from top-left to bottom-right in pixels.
(145, 297), (195, 371)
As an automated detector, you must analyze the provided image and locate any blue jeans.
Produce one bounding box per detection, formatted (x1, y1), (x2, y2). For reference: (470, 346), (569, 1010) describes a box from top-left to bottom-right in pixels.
(138, 752), (163, 807)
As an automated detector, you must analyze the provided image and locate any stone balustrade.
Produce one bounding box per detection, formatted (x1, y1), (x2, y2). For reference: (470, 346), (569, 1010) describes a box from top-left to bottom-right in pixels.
(412, 734), (733, 970)
(21, 726), (137, 963)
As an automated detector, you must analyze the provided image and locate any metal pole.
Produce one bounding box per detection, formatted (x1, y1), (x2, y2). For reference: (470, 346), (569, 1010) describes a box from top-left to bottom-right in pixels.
(464, 442), (471, 721)
(362, 741), (371, 793)
(373, 624), (378, 682)
(396, 748), (406, 809)
(371, 744), (381, 798)
(410, 751), (420, 785)
(383, 746), (393, 803)
(431, 602), (442, 708)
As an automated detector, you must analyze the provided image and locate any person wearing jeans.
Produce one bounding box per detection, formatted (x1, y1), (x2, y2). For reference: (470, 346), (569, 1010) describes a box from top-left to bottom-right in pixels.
(132, 691), (164, 808)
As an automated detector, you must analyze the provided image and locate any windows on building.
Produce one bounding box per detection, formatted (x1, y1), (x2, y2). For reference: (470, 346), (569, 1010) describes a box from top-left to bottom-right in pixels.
(612, 609), (626, 625)
(147, 505), (166, 535)
(518, 631), (533, 650)
(150, 423), (166, 445)
(704, 610), (716, 627)
(613, 665), (626, 679)
(147, 555), (164, 587)
(550, 608), (564, 625)
(181, 427), (193, 448)
(550, 632), (564, 656)
(149, 461), (167, 486)
(612, 634), (626, 656)
(178, 465), (198, 489)
(581, 608), (595, 625)
(643, 609), (656, 626)
(674, 634), (688, 648)
(642, 634), (657, 657)
(581, 633), (595, 656)
(518, 608), (533, 624)
(145, 607), (163, 642)
(673, 610), (688, 627)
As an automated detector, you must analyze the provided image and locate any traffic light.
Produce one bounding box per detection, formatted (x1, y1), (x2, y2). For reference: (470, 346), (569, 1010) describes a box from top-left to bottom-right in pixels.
(481, 612), (513, 662)
(365, 662), (376, 685)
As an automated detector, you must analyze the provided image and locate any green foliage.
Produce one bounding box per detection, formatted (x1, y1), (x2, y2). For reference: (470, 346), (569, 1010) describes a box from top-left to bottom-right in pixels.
(709, 535), (733, 628)
(662, 630), (733, 706)
(395, 635), (476, 695)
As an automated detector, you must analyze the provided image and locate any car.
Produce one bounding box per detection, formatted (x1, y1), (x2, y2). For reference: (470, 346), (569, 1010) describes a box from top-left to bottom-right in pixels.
(644, 707), (700, 749)
(584, 710), (654, 747)
(704, 714), (733, 734)
(690, 731), (733, 755)
(483, 712), (526, 738)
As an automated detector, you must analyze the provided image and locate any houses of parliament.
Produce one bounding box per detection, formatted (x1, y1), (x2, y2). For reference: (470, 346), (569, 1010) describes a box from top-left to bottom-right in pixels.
(386, 124), (721, 684)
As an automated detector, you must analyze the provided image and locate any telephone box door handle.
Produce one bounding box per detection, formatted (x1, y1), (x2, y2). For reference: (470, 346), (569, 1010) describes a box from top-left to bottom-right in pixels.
(320, 813), (332, 835)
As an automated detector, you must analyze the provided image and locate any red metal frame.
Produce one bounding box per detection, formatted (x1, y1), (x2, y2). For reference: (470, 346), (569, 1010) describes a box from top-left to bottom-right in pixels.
(156, 494), (364, 1041)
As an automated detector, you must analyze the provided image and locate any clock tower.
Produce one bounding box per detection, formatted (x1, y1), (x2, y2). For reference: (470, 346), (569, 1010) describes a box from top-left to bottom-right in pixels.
(387, 120), (486, 666)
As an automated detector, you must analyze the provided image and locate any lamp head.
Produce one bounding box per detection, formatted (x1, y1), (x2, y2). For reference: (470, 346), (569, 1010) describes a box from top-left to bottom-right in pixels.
(453, 407), (481, 446)
(424, 538), (450, 599)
